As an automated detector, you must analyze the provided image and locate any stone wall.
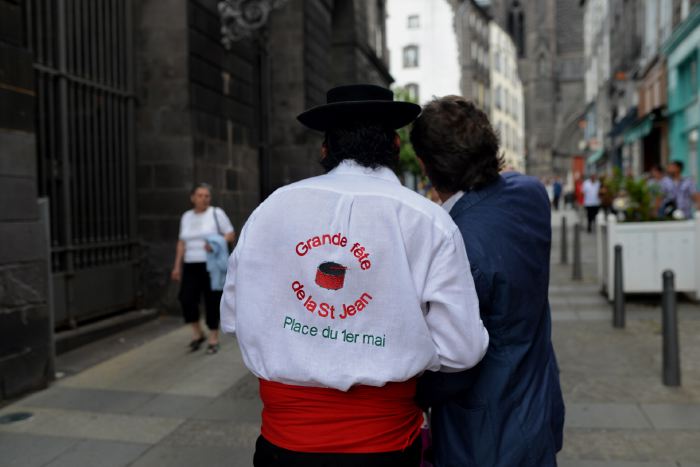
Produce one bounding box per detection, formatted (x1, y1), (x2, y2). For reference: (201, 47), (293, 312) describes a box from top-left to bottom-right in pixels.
(266, 0), (392, 192)
(134, 0), (262, 310)
(490, 0), (585, 176)
(134, 0), (194, 309)
(552, 0), (586, 170)
(0, 0), (395, 400)
(0, 0), (52, 401)
(188, 0), (261, 229)
(266, 0), (319, 190)
(305, 0), (333, 106)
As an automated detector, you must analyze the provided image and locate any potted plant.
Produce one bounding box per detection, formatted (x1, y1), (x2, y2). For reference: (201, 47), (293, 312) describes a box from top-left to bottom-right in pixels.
(596, 171), (700, 300)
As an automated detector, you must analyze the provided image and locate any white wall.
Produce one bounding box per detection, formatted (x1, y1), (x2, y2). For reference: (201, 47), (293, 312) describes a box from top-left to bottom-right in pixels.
(386, 0), (460, 103)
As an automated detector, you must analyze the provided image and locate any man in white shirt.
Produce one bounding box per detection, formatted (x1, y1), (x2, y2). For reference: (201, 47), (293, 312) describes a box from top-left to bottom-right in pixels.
(582, 174), (601, 232)
(220, 84), (488, 466)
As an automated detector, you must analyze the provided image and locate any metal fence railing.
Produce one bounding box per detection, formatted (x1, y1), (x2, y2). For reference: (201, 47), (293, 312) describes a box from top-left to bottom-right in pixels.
(28, 0), (137, 327)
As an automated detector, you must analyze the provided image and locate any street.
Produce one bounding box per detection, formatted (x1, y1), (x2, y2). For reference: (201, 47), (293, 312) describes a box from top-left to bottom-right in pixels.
(550, 210), (700, 466)
(1, 209), (700, 466)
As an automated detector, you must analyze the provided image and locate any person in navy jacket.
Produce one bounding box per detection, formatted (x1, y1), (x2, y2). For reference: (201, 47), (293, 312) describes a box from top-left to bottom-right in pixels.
(411, 96), (565, 467)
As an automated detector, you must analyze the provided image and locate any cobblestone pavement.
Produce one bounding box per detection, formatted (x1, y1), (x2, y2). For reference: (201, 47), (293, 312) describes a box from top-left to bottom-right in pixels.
(1, 208), (698, 466)
(550, 209), (700, 467)
(0, 318), (261, 466)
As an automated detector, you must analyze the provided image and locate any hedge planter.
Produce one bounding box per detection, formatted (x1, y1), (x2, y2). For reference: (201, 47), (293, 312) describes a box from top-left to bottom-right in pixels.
(596, 212), (700, 300)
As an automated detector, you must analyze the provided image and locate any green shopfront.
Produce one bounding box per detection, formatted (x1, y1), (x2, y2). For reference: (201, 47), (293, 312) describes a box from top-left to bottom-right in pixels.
(664, 6), (700, 188)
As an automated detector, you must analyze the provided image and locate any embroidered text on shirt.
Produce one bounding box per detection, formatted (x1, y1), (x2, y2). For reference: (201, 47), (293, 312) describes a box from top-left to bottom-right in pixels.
(291, 281), (373, 320)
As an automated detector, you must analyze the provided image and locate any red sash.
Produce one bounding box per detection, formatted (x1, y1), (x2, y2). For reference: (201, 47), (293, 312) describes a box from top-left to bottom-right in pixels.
(259, 378), (423, 453)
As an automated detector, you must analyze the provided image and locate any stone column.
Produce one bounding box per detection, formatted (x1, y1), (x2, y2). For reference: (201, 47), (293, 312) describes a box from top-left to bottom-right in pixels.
(0, 0), (52, 400)
(134, 0), (194, 309)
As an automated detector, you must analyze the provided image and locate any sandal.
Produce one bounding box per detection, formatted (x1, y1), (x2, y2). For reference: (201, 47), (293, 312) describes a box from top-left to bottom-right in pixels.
(206, 343), (220, 354)
(188, 336), (206, 351)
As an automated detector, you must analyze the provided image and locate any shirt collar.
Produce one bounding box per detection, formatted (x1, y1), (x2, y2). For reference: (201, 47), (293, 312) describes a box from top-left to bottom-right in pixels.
(441, 191), (465, 213)
(328, 160), (401, 185)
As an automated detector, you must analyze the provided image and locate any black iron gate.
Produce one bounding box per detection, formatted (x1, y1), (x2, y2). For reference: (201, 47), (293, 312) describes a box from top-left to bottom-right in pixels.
(29, 0), (137, 328)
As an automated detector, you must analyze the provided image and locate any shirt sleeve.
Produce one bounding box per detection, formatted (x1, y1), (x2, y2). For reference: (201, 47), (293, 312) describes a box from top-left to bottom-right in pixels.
(422, 228), (489, 372)
(216, 208), (235, 234)
(661, 178), (674, 196)
(221, 206), (260, 334)
(178, 213), (187, 241)
(220, 225), (243, 334)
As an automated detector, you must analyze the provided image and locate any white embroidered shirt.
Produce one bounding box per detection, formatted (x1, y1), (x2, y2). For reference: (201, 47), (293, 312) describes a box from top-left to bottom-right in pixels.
(220, 160), (488, 391)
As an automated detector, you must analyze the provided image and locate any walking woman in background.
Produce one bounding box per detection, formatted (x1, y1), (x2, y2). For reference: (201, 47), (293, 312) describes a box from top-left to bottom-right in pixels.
(171, 183), (235, 354)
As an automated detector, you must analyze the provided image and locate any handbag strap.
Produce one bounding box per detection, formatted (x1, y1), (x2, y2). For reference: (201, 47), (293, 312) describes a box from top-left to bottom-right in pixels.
(212, 207), (223, 235)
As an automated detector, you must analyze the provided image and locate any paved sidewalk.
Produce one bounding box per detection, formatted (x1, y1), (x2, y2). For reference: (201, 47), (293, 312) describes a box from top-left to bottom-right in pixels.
(551, 209), (700, 467)
(1, 208), (699, 466)
(0, 321), (260, 466)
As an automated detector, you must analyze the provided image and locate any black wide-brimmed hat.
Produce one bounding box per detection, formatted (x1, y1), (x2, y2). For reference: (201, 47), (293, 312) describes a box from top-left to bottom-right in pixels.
(297, 84), (421, 131)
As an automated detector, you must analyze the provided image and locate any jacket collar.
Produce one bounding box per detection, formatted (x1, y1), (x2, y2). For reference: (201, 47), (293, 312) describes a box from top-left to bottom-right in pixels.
(328, 160), (401, 185)
(449, 175), (506, 220)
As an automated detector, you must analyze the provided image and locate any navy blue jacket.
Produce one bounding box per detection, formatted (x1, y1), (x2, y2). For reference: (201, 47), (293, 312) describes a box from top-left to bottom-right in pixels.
(418, 173), (565, 467)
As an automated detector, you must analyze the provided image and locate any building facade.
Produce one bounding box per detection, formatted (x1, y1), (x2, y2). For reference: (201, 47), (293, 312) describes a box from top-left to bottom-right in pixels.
(489, 21), (525, 171)
(488, 0), (585, 178)
(618, 0), (698, 178)
(452, 0), (491, 113)
(0, 0), (53, 401)
(0, 0), (392, 402)
(664, 5), (700, 186)
(386, 0), (461, 103)
(621, 0), (677, 177)
(581, 0), (612, 172)
(607, 0), (645, 176)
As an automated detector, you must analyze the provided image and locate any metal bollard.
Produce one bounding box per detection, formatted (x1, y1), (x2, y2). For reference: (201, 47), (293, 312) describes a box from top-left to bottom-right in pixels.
(662, 270), (681, 386)
(572, 223), (582, 280)
(560, 216), (568, 265)
(613, 244), (625, 328)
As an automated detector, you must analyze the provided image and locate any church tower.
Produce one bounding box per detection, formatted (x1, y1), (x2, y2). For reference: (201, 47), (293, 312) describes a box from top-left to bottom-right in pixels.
(489, 0), (584, 176)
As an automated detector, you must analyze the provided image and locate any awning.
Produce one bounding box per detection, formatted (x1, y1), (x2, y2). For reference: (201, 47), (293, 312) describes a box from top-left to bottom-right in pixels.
(623, 114), (654, 144)
(609, 106), (638, 138)
(586, 149), (604, 165)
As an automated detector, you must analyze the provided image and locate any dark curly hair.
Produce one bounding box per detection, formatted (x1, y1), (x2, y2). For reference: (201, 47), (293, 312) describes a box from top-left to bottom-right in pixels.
(321, 123), (399, 172)
(410, 96), (503, 192)
(670, 160), (684, 172)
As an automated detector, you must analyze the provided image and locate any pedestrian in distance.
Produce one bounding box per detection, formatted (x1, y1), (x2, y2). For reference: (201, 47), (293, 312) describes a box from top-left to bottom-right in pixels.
(411, 95), (565, 467)
(574, 173), (584, 208)
(171, 183), (235, 354)
(647, 164), (670, 218)
(598, 176), (615, 218)
(220, 84), (489, 466)
(544, 177), (555, 206)
(661, 160), (698, 219)
(582, 173), (601, 232)
(564, 188), (575, 209)
(553, 177), (563, 211)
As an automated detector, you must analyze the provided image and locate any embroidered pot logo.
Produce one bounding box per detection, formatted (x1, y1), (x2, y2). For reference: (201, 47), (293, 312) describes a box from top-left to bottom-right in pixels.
(290, 233), (374, 321)
(315, 262), (347, 290)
